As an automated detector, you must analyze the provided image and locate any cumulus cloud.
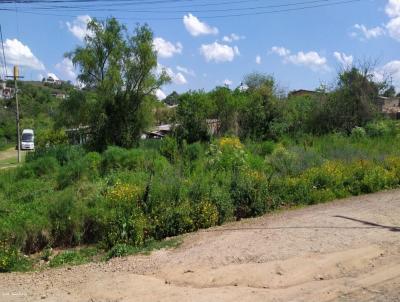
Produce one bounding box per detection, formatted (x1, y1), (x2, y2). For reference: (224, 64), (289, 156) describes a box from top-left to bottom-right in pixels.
(66, 15), (92, 41)
(47, 73), (59, 80)
(333, 52), (354, 67)
(352, 24), (385, 40)
(375, 60), (400, 89)
(386, 16), (400, 41)
(183, 13), (218, 36)
(155, 89), (167, 100)
(223, 79), (233, 86)
(271, 46), (329, 72)
(350, 1), (400, 42)
(55, 58), (77, 80)
(222, 33), (245, 43)
(157, 64), (187, 85)
(176, 65), (195, 77)
(386, 0), (400, 18)
(200, 42), (239, 63)
(256, 55), (262, 64)
(4, 38), (45, 71)
(270, 46), (291, 57)
(153, 37), (183, 58)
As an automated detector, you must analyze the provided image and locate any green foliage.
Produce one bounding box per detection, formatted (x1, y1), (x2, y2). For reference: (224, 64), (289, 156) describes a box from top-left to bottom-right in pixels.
(176, 91), (214, 143)
(68, 18), (170, 150)
(3, 131), (400, 272)
(0, 245), (32, 272)
(351, 127), (367, 141)
(49, 247), (98, 268)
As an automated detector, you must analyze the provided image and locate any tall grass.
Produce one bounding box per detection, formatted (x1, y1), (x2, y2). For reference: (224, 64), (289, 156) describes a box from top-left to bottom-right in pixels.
(2, 121), (400, 271)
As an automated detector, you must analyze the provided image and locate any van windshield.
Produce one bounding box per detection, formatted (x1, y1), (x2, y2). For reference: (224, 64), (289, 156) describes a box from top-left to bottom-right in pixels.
(22, 133), (34, 142)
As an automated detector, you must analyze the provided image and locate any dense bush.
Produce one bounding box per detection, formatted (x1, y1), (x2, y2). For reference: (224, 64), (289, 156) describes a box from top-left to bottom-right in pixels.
(2, 131), (400, 271)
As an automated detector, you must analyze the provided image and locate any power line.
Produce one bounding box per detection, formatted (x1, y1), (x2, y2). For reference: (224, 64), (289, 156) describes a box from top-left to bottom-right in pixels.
(0, 24), (7, 80)
(7, 0), (340, 14)
(0, 0), (366, 20)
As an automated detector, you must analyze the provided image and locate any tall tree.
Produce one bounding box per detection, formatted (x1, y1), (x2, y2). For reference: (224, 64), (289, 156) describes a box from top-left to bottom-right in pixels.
(68, 18), (169, 150)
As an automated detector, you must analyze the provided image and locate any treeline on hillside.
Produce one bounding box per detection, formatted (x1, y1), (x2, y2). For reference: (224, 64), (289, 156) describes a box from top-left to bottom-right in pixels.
(0, 81), (72, 149)
(50, 17), (396, 151)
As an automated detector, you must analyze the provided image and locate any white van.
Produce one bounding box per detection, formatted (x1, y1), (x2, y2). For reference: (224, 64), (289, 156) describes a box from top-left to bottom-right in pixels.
(21, 129), (35, 150)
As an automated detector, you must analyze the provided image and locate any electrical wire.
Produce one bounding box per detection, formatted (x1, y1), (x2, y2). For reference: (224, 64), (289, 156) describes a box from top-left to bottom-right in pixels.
(0, 24), (7, 80)
(0, 0), (365, 20)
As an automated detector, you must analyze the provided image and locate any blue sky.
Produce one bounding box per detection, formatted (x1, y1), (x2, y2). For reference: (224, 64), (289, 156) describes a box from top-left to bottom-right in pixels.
(0, 0), (399, 98)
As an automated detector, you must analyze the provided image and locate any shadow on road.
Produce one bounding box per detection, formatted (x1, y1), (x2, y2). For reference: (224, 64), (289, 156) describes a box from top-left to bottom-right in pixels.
(334, 215), (400, 232)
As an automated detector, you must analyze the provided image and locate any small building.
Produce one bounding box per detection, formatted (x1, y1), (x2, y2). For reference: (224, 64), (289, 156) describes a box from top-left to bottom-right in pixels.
(288, 89), (319, 98)
(143, 124), (175, 139)
(379, 96), (400, 119)
(0, 82), (15, 99)
(65, 126), (91, 145)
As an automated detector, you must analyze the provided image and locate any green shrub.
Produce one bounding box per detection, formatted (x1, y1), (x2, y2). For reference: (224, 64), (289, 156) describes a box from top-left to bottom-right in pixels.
(0, 245), (31, 272)
(185, 142), (203, 161)
(230, 169), (270, 219)
(365, 120), (396, 137)
(150, 200), (194, 239)
(351, 127), (366, 140)
(208, 137), (248, 172)
(49, 250), (87, 268)
(209, 186), (235, 224)
(159, 136), (179, 163)
(56, 160), (88, 189)
(48, 189), (84, 247)
(192, 200), (218, 229)
(27, 145), (86, 166)
(96, 183), (148, 248)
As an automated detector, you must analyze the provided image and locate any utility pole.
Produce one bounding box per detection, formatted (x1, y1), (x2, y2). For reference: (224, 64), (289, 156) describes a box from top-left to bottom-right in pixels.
(7, 66), (23, 163)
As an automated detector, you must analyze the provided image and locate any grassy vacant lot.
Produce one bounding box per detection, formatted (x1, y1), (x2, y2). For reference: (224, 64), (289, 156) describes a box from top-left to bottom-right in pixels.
(1, 120), (400, 272)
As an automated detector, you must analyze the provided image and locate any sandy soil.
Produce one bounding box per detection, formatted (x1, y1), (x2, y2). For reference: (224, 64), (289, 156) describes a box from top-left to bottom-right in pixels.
(1, 189), (400, 302)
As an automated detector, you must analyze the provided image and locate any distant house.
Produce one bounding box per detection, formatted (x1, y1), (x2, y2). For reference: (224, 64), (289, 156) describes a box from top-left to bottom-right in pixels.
(143, 124), (175, 139)
(52, 92), (67, 100)
(43, 76), (63, 86)
(0, 82), (15, 100)
(206, 119), (221, 136)
(288, 89), (319, 98)
(65, 126), (91, 145)
(379, 96), (400, 119)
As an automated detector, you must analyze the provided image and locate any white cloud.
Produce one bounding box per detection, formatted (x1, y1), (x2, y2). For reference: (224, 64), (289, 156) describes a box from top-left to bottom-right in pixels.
(333, 51), (354, 67)
(55, 58), (77, 80)
(375, 60), (400, 89)
(157, 64), (187, 85)
(223, 79), (233, 86)
(153, 37), (183, 58)
(183, 13), (219, 36)
(47, 73), (59, 80)
(4, 38), (45, 71)
(352, 24), (385, 40)
(256, 55), (262, 64)
(66, 15), (92, 41)
(271, 46), (329, 72)
(200, 42), (239, 63)
(386, 16), (400, 41)
(222, 33), (245, 43)
(271, 46), (291, 57)
(386, 0), (400, 18)
(155, 89), (167, 100)
(176, 65), (195, 77)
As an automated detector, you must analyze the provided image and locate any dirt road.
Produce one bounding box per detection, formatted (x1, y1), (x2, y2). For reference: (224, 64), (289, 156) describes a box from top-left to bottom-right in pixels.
(0, 147), (25, 169)
(1, 190), (400, 302)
